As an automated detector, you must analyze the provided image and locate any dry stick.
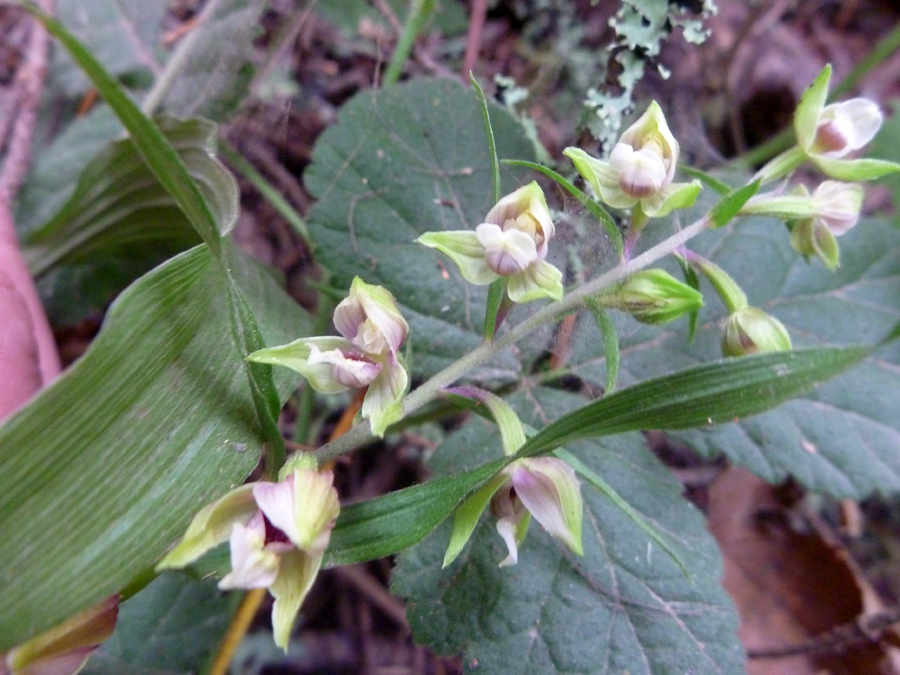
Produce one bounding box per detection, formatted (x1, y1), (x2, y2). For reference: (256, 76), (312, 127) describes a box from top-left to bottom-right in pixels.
(0, 0), (50, 205)
(461, 0), (489, 79)
(748, 605), (900, 659)
(208, 389), (366, 674)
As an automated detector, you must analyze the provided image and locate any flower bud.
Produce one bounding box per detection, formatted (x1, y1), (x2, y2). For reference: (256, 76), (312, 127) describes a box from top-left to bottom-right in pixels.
(790, 217), (840, 270)
(721, 307), (792, 357)
(597, 269), (703, 325)
(810, 99), (882, 159)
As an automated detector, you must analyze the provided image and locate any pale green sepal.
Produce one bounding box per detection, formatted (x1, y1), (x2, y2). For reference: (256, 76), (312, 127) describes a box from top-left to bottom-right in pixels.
(691, 257), (748, 314)
(564, 147), (635, 209)
(507, 261), (563, 303)
(289, 469), (341, 551)
(247, 336), (354, 394)
(442, 473), (510, 567)
(156, 484), (258, 570)
(641, 180), (701, 218)
(417, 231), (498, 285)
(361, 357), (409, 437)
(470, 389), (527, 456)
(513, 457), (583, 556)
(810, 156), (900, 181)
(270, 548), (323, 651)
(278, 451), (318, 481)
(754, 146), (806, 185)
(740, 194), (817, 220)
(795, 64), (831, 151)
(790, 219), (840, 270)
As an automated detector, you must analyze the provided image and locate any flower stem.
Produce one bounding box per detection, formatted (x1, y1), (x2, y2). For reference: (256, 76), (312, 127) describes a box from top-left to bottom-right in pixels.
(315, 213), (712, 464)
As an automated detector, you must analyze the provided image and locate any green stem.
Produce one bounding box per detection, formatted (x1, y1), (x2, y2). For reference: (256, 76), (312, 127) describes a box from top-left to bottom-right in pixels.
(219, 141), (310, 242)
(315, 212), (713, 464)
(382, 0), (434, 87)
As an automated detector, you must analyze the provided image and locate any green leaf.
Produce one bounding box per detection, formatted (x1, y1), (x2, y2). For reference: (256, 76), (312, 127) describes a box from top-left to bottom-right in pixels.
(81, 573), (237, 675)
(26, 5), (225, 255)
(47, 0), (168, 99)
(680, 165), (732, 194)
(709, 179), (760, 228)
(393, 388), (744, 674)
(585, 301), (619, 393)
(325, 457), (510, 566)
(569, 207), (900, 498)
(304, 78), (538, 378)
(23, 116), (237, 320)
(0, 245), (310, 650)
(158, 0), (267, 121)
(519, 345), (868, 457)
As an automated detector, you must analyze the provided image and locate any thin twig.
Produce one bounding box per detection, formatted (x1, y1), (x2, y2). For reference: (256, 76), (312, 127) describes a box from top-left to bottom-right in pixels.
(0, 0), (51, 206)
(461, 0), (488, 78)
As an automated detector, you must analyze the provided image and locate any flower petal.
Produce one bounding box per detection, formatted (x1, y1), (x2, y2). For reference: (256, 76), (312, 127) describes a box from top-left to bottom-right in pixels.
(475, 223), (539, 276)
(507, 261), (563, 304)
(484, 182), (555, 243)
(417, 231), (498, 285)
(564, 147), (637, 209)
(307, 344), (382, 389)
(335, 278), (409, 356)
(640, 180), (701, 218)
(219, 512), (282, 590)
(288, 469), (340, 552)
(246, 337), (356, 394)
(156, 484), (258, 570)
(512, 458), (583, 555)
(361, 356), (409, 437)
(269, 549), (323, 651)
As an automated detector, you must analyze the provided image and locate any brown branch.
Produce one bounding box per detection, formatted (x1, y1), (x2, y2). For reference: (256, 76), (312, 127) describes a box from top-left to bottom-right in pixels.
(461, 0), (488, 79)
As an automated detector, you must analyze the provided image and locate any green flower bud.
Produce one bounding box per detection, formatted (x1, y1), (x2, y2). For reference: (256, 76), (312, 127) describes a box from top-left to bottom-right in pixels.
(790, 217), (840, 270)
(597, 269), (703, 325)
(721, 307), (792, 357)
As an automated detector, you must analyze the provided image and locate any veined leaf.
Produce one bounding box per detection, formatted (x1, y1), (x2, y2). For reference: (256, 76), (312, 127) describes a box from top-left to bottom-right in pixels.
(0, 245), (309, 650)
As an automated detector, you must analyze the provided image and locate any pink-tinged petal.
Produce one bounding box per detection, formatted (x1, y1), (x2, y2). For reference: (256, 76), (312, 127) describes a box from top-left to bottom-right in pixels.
(512, 458), (583, 555)
(811, 181), (863, 236)
(5, 596), (118, 675)
(475, 223), (539, 276)
(335, 278), (408, 356)
(813, 99), (882, 158)
(610, 143), (667, 199)
(269, 549), (324, 651)
(247, 336), (356, 395)
(484, 182), (553, 240)
(307, 344), (382, 389)
(219, 513), (282, 590)
(254, 476), (300, 545)
(157, 484), (258, 570)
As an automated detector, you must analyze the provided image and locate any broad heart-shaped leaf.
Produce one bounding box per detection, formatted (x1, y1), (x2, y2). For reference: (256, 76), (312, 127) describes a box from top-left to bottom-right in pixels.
(304, 78), (541, 379)
(568, 213), (900, 499)
(0, 244), (309, 651)
(24, 116), (237, 324)
(81, 572), (238, 675)
(393, 387), (744, 674)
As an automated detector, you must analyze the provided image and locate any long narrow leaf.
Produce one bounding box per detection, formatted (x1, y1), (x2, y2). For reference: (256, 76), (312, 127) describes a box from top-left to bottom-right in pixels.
(518, 346), (870, 457)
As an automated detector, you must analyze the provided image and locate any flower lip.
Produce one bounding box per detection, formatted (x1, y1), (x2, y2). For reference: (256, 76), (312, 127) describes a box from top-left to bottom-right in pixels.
(609, 143), (669, 198)
(811, 99), (883, 158)
(307, 344), (383, 389)
(475, 223), (539, 275)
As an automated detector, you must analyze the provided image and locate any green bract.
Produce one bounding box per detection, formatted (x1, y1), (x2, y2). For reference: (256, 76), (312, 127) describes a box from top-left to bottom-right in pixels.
(417, 182), (564, 303)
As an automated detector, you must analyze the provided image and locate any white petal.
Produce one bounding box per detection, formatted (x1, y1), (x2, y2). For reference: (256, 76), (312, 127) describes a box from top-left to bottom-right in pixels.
(307, 344), (382, 388)
(475, 223), (538, 276)
(610, 143), (668, 198)
(253, 476), (300, 545)
(219, 513), (281, 590)
(496, 517), (520, 567)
